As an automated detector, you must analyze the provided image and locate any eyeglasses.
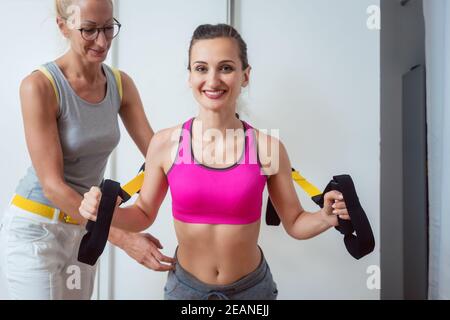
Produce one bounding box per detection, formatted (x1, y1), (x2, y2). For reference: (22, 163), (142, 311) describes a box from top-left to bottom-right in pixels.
(77, 18), (121, 41)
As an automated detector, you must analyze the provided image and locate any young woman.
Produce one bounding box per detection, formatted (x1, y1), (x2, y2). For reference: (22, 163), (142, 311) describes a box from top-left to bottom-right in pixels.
(79, 24), (351, 300)
(0, 0), (174, 300)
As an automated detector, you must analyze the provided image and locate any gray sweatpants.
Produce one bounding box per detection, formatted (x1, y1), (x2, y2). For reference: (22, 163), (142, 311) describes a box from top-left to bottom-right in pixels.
(164, 247), (278, 300)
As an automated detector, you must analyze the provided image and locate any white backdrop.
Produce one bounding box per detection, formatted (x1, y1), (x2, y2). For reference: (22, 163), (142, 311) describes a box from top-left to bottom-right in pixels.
(0, 0), (63, 299)
(0, 0), (380, 300)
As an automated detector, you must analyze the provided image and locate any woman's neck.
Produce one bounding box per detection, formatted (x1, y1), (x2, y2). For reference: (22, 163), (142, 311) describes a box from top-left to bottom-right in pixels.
(196, 109), (242, 135)
(56, 51), (104, 84)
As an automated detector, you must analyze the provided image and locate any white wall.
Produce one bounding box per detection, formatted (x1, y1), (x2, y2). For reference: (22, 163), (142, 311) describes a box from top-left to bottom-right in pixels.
(0, 0), (380, 300)
(0, 0), (63, 299)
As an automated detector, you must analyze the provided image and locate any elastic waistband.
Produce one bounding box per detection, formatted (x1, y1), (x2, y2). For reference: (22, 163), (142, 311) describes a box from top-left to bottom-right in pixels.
(173, 246), (268, 295)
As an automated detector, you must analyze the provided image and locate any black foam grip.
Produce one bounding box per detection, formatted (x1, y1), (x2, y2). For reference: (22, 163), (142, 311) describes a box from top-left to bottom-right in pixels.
(265, 175), (375, 259)
(78, 180), (121, 266)
(331, 175), (375, 259)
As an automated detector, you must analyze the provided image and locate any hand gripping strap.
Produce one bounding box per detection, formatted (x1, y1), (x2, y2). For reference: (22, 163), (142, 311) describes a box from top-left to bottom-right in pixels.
(78, 180), (122, 266)
(266, 174), (375, 259)
(78, 164), (146, 266)
(317, 175), (375, 259)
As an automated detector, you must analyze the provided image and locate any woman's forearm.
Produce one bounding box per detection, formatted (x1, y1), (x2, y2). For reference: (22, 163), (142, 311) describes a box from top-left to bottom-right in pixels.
(289, 209), (335, 240)
(44, 181), (148, 250)
(110, 204), (154, 233)
(43, 180), (88, 225)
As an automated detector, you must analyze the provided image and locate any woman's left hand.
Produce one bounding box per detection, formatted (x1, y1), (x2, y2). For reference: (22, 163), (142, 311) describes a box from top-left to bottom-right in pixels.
(321, 191), (351, 227)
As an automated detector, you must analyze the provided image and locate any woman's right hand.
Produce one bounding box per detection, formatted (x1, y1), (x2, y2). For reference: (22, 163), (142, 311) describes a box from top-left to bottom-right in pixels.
(79, 186), (104, 222)
(121, 232), (176, 271)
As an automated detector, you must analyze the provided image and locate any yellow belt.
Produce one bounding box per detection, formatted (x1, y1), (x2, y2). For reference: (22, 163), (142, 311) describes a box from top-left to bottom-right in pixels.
(11, 194), (79, 225)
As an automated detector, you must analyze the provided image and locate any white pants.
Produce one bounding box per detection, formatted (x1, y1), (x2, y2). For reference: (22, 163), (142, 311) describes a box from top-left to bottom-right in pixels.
(0, 203), (97, 300)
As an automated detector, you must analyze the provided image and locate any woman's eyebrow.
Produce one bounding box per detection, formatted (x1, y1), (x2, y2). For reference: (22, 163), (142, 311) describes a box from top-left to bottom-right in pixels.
(193, 60), (236, 65)
(219, 60), (236, 64)
(81, 19), (114, 26)
(81, 20), (97, 25)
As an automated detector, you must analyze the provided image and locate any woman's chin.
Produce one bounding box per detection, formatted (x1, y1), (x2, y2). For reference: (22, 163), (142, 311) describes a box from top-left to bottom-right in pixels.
(197, 100), (230, 112)
(84, 51), (108, 63)
(87, 56), (106, 64)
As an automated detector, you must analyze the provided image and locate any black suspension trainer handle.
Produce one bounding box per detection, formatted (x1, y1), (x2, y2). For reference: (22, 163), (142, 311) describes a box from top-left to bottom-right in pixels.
(78, 164), (146, 265)
(78, 180), (127, 266)
(266, 174), (375, 260)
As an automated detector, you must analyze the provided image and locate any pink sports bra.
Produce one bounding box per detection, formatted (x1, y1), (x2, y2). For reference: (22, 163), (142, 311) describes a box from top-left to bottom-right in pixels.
(167, 118), (268, 225)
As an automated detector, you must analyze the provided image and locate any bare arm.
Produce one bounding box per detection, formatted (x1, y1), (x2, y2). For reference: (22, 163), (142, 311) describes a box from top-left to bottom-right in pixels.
(108, 71), (154, 244)
(91, 71), (173, 270)
(20, 72), (88, 225)
(113, 130), (169, 232)
(259, 132), (350, 240)
(80, 129), (172, 232)
(118, 71), (154, 155)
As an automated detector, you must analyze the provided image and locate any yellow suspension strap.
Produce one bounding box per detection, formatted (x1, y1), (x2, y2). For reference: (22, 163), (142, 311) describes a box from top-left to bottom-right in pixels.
(120, 163), (146, 203)
(78, 164), (145, 266)
(291, 169), (323, 200)
(266, 168), (322, 225)
(266, 169), (375, 260)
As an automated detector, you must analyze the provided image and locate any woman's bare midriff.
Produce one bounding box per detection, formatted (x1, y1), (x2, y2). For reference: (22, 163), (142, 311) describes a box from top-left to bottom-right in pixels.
(173, 219), (262, 286)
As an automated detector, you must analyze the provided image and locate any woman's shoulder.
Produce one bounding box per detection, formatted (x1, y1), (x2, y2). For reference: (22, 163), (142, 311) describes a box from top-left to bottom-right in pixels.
(250, 126), (284, 149)
(20, 69), (55, 97)
(146, 123), (186, 170)
(19, 68), (59, 114)
(250, 125), (287, 176)
(149, 123), (184, 151)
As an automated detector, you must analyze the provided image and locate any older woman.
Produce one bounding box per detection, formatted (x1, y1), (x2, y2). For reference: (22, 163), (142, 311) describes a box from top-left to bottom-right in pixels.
(0, 0), (173, 300)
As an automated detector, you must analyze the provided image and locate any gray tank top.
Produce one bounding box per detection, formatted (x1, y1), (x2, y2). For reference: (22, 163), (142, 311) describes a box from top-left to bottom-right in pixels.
(15, 61), (121, 207)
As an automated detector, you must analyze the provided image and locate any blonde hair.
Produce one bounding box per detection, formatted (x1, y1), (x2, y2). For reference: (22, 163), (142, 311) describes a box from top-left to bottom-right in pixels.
(56, 0), (77, 19)
(55, 0), (113, 19)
